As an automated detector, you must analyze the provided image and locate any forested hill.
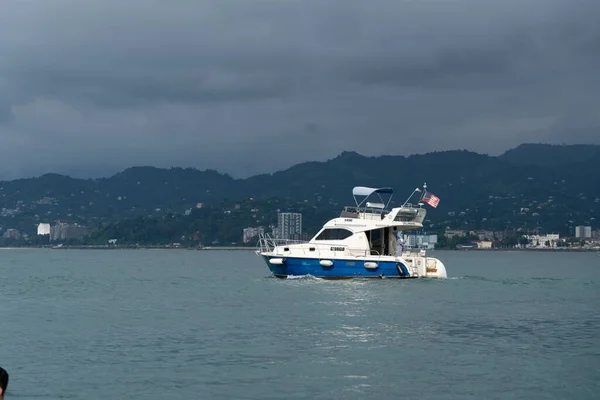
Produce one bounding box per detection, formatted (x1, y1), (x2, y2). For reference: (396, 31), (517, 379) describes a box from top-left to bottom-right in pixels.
(499, 143), (600, 167)
(1, 143), (599, 242)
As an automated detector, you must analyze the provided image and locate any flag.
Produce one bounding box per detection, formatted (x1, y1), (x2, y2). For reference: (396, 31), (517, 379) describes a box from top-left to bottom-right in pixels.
(422, 191), (440, 208)
(415, 188), (422, 192)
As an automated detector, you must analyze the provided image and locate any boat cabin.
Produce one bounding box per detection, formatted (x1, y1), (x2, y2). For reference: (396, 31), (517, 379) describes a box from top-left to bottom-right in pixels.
(307, 186), (427, 257)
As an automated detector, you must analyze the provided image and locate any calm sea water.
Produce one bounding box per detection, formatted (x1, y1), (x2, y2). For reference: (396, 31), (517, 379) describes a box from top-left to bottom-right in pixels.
(1, 249), (599, 399)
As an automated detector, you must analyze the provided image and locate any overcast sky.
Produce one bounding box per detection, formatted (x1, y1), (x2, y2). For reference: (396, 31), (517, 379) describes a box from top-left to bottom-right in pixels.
(1, 0), (599, 180)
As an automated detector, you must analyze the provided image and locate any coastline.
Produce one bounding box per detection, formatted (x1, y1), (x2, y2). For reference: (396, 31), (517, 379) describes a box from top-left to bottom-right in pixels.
(1, 245), (597, 252)
(0, 245), (256, 251)
(434, 247), (599, 252)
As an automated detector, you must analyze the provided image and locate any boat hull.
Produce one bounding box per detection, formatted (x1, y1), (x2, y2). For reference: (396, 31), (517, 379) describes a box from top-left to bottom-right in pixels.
(261, 255), (412, 279)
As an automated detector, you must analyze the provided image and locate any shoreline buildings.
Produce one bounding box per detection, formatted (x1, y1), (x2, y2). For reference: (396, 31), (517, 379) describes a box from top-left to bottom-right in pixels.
(37, 222), (89, 242)
(575, 226), (592, 238)
(276, 212), (303, 240)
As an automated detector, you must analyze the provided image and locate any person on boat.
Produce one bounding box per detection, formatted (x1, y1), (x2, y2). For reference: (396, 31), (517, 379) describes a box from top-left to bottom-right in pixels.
(395, 232), (405, 256)
(0, 366), (8, 398)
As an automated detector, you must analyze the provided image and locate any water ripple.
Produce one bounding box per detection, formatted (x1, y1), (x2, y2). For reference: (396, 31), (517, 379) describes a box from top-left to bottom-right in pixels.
(1, 249), (599, 399)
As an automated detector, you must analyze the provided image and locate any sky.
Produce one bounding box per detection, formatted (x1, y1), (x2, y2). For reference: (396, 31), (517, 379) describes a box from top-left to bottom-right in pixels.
(1, 0), (599, 180)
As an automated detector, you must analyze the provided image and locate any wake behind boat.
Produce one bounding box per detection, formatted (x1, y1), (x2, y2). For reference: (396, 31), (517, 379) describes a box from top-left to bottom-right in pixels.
(256, 184), (447, 279)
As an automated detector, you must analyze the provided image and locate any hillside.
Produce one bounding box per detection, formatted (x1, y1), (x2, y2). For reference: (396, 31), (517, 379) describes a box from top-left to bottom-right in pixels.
(1, 143), (599, 244)
(499, 143), (600, 166)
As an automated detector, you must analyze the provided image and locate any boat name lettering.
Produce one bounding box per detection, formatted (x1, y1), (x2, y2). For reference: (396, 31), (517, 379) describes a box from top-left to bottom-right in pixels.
(344, 219), (353, 222)
(330, 246), (345, 251)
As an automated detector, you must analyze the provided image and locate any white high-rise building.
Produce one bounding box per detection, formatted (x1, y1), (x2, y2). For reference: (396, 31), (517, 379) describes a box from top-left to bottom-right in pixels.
(575, 226), (592, 238)
(277, 212), (302, 240)
(37, 223), (51, 235)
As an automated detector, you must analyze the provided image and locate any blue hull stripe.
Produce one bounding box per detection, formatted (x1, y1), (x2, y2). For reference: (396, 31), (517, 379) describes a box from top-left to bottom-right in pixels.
(262, 256), (412, 279)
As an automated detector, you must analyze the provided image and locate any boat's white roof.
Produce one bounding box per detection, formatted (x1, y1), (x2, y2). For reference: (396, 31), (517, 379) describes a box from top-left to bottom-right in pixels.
(352, 186), (394, 197)
(319, 206), (425, 234)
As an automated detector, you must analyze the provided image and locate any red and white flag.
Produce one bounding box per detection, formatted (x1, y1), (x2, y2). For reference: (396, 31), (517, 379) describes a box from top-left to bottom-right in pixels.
(422, 191), (440, 208)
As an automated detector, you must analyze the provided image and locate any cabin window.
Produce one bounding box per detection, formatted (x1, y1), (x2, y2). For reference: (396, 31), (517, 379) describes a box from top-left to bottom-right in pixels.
(314, 228), (353, 241)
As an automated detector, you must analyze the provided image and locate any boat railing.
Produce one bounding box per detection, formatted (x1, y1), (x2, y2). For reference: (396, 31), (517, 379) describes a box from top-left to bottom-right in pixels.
(401, 203), (421, 209)
(340, 205), (389, 219)
(349, 249), (392, 258)
(257, 233), (306, 253)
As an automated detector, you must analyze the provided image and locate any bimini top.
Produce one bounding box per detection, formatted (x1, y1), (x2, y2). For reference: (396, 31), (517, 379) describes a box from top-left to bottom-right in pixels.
(351, 186), (394, 197)
(352, 186), (394, 209)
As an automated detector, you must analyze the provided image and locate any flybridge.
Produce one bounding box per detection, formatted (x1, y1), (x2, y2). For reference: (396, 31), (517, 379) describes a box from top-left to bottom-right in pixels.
(337, 186), (396, 219)
(338, 185), (426, 222)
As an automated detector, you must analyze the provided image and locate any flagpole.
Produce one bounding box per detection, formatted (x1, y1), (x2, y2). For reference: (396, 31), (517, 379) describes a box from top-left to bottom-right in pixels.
(401, 187), (421, 207)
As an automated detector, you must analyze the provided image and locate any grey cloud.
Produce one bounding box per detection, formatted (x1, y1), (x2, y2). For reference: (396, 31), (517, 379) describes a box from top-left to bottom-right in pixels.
(8, 67), (293, 108)
(1, 0), (600, 180)
(346, 45), (517, 89)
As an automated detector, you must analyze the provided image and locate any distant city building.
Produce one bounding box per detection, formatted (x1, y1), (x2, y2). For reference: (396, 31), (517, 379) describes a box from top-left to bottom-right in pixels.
(277, 212), (302, 240)
(444, 230), (466, 238)
(243, 226), (265, 244)
(51, 222), (68, 242)
(477, 241), (493, 249)
(37, 223), (51, 235)
(405, 234), (438, 249)
(2, 228), (21, 240)
(525, 234), (560, 248)
(575, 226), (592, 238)
(50, 222), (89, 242)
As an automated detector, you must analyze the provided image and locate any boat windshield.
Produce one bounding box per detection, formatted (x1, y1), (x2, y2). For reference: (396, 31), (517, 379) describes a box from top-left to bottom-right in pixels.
(314, 228), (354, 241)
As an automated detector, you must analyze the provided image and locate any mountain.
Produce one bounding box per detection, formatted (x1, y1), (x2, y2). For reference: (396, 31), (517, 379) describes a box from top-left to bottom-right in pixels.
(499, 143), (600, 166)
(1, 144), (599, 243)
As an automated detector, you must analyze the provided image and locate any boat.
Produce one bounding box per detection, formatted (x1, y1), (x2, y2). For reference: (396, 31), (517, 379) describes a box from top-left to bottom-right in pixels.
(256, 184), (447, 279)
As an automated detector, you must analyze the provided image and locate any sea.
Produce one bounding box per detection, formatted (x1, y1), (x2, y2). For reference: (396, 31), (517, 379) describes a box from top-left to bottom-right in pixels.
(1, 248), (599, 399)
